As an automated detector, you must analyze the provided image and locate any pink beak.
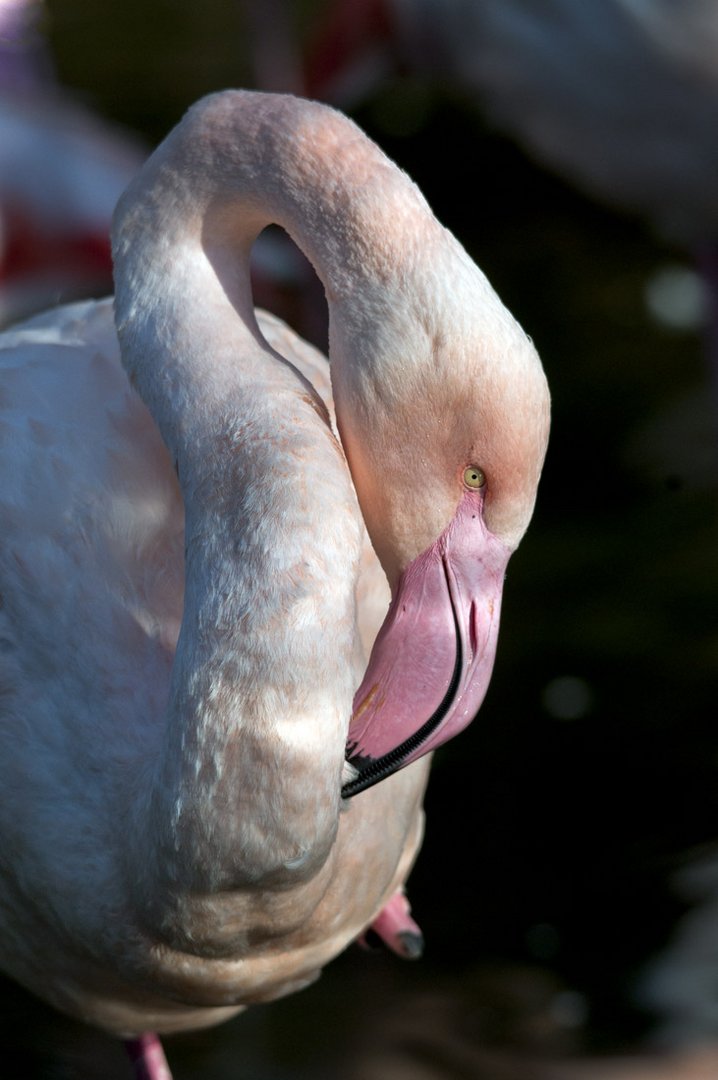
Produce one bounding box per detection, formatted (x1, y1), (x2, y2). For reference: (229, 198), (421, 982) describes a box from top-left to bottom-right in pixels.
(342, 491), (511, 798)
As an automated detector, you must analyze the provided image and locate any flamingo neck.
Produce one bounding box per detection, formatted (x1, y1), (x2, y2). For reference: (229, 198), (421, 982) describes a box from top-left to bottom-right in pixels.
(112, 91), (444, 458)
(112, 92), (425, 899)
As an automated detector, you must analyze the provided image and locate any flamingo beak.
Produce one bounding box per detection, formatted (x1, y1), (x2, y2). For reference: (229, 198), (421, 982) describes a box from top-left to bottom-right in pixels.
(342, 492), (511, 798)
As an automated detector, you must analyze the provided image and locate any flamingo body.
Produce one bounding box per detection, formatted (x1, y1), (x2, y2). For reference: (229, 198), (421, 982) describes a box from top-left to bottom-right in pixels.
(0, 91), (549, 1043)
(0, 295), (423, 1034)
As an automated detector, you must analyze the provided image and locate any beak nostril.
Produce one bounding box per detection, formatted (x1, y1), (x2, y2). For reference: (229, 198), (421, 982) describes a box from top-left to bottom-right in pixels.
(468, 599), (479, 658)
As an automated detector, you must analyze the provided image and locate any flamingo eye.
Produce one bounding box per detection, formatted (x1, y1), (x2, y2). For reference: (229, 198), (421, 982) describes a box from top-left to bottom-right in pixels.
(463, 466), (486, 490)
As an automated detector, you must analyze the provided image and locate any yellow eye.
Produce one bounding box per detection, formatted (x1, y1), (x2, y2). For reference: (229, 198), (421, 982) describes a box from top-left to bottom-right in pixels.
(463, 466), (486, 490)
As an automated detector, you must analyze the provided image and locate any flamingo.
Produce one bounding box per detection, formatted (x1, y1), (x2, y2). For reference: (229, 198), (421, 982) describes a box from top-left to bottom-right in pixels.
(0, 89), (549, 1078)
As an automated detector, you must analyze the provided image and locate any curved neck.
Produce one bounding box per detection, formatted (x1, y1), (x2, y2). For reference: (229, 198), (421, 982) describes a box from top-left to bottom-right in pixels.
(112, 92), (424, 901)
(113, 90), (436, 441)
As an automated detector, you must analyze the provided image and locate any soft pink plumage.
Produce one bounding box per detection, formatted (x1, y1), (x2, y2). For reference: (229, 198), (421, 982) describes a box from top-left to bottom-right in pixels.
(0, 90), (548, 1076)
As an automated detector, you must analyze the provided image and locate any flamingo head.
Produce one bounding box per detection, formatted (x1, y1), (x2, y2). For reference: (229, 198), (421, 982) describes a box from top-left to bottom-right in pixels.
(334, 235), (550, 797)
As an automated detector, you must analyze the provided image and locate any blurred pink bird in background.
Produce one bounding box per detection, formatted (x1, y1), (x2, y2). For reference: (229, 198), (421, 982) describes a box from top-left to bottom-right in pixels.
(0, 0), (144, 325)
(307, 0), (718, 394)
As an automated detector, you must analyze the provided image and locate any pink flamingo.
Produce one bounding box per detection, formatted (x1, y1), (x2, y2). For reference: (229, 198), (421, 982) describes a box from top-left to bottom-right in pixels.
(0, 89), (549, 1078)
